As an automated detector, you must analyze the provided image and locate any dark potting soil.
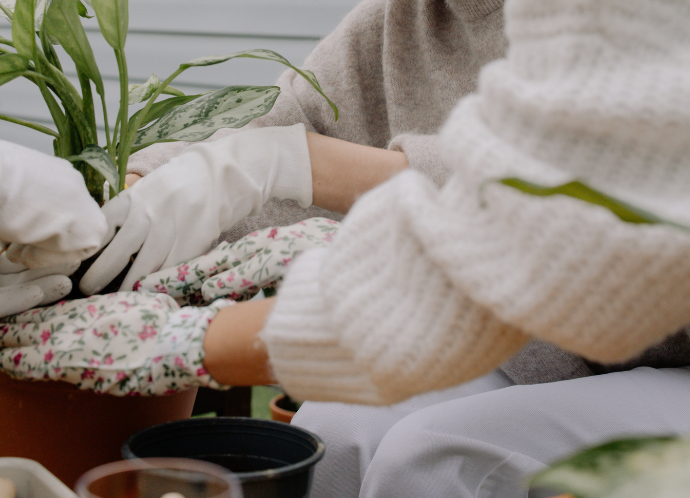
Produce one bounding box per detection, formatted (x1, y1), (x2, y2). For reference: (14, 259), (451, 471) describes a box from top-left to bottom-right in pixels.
(65, 250), (134, 300)
(276, 394), (302, 413)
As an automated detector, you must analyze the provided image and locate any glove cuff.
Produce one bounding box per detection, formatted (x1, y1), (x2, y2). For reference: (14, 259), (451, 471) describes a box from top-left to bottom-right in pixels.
(152, 299), (236, 393)
(240, 124), (313, 209)
(268, 123), (313, 209)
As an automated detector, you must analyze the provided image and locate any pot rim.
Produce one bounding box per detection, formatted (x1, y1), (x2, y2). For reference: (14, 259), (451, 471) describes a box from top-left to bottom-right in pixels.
(122, 416), (325, 483)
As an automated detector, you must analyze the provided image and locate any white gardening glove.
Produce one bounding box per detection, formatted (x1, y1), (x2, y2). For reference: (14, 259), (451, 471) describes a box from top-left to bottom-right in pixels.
(0, 292), (234, 395)
(0, 253), (78, 318)
(0, 140), (108, 268)
(136, 218), (339, 305)
(80, 124), (313, 295)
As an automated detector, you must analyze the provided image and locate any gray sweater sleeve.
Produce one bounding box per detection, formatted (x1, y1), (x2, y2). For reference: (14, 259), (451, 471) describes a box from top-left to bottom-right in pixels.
(128, 0), (457, 242)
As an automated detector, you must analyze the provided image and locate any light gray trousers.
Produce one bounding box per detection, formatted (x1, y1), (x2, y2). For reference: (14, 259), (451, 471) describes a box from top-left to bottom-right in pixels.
(291, 367), (690, 498)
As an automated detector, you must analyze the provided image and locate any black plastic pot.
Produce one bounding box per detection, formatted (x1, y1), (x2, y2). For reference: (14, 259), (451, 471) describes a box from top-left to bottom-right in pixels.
(122, 417), (325, 498)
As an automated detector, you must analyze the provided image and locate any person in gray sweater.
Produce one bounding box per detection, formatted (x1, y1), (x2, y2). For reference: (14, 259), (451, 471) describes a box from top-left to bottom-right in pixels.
(74, 0), (690, 497)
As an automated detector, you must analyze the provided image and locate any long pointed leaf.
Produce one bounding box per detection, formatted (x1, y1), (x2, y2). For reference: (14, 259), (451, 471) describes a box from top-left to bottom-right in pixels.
(498, 177), (690, 233)
(182, 49), (338, 121)
(128, 93), (202, 130)
(68, 144), (118, 191)
(0, 3), (14, 22)
(0, 52), (29, 72)
(44, 0), (104, 95)
(90, 0), (127, 50)
(12, 0), (36, 59)
(77, 0), (92, 18)
(132, 85), (279, 148)
(0, 53), (29, 85)
(0, 69), (24, 85)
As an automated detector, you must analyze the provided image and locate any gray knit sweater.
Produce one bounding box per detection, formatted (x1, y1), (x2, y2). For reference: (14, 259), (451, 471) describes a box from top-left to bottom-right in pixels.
(127, 0), (690, 386)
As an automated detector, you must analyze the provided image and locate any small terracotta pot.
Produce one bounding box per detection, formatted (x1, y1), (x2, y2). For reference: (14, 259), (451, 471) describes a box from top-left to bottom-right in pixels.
(0, 372), (196, 488)
(269, 393), (298, 424)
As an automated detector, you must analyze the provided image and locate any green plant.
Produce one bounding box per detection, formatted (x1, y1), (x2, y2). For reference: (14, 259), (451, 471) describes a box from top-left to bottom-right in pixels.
(530, 436), (690, 498)
(0, 0), (337, 203)
(495, 178), (689, 232)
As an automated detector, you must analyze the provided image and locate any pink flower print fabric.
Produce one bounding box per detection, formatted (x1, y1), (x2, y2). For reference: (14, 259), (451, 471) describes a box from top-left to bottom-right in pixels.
(136, 217), (340, 305)
(0, 292), (233, 396)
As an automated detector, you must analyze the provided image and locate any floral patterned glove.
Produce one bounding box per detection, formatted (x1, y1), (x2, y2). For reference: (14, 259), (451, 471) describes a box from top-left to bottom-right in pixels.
(0, 292), (233, 396)
(136, 217), (339, 305)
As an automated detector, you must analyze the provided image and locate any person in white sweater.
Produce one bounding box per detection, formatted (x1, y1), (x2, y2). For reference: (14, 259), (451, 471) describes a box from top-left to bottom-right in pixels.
(3, 0), (690, 496)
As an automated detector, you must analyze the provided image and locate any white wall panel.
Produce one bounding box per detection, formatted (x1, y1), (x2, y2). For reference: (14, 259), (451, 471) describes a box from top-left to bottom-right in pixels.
(0, 0), (359, 153)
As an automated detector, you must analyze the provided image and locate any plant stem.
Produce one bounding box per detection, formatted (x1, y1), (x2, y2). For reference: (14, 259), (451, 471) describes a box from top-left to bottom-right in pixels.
(0, 3), (12, 21)
(0, 113), (59, 137)
(124, 66), (186, 156)
(35, 51), (83, 108)
(34, 78), (68, 156)
(78, 70), (97, 140)
(101, 95), (114, 162)
(20, 70), (51, 82)
(114, 48), (129, 190)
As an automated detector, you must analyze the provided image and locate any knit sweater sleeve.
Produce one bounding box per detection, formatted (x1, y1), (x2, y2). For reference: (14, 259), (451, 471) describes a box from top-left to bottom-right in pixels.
(261, 171), (530, 405)
(261, 0), (690, 405)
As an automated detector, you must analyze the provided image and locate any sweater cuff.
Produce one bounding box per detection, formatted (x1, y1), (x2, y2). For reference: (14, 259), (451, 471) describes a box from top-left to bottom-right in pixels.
(260, 249), (386, 405)
(388, 134), (453, 188)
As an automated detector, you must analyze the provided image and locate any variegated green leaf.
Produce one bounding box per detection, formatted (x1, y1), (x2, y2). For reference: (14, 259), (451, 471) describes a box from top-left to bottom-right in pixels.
(89, 0), (127, 50)
(181, 49), (338, 121)
(12, 0), (36, 59)
(68, 144), (118, 191)
(45, 0), (104, 95)
(530, 436), (690, 498)
(128, 73), (184, 104)
(128, 73), (159, 104)
(498, 178), (690, 233)
(129, 93), (202, 129)
(132, 85), (279, 148)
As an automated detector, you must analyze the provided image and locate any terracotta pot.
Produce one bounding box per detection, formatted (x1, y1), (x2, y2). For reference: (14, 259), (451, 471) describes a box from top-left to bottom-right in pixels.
(0, 372), (196, 488)
(269, 393), (298, 424)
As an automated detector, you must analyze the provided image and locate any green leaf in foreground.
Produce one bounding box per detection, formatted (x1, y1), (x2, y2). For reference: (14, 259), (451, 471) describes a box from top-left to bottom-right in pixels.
(12, 0), (37, 59)
(0, 53), (29, 85)
(498, 178), (690, 232)
(530, 436), (690, 498)
(90, 0), (127, 50)
(68, 144), (119, 191)
(182, 49), (338, 121)
(132, 85), (280, 149)
(45, 0), (104, 96)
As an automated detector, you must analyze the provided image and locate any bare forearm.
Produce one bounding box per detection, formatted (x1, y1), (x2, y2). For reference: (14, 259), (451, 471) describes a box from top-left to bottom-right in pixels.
(308, 132), (408, 214)
(128, 133), (408, 212)
(202, 297), (276, 386)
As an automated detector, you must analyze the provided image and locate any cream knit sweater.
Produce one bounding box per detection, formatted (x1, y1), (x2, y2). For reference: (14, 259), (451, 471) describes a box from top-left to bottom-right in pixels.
(259, 0), (690, 405)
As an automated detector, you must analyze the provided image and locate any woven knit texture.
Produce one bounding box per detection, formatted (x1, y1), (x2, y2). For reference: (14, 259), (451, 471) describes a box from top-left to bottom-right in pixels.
(261, 0), (690, 405)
